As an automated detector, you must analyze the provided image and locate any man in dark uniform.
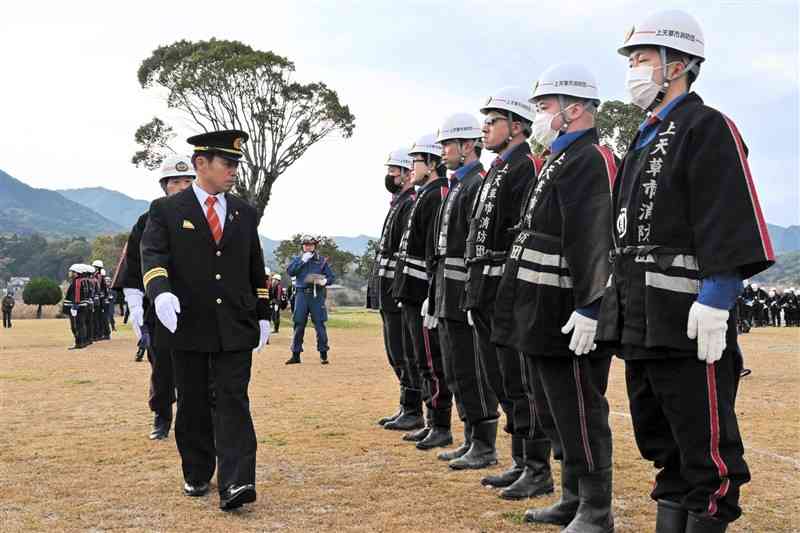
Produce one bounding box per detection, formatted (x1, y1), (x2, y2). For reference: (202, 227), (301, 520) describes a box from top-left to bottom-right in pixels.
(2, 290), (14, 328)
(286, 235), (335, 364)
(117, 154), (196, 440)
(492, 64), (618, 532)
(373, 149), (424, 431)
(141, 129), (271, 511)
(269, 273), (286, 333)
(596, 10), (775, 532)
(467, 87), (554, 499)
(63, 264), (91, 348)
(391, 134), (453, 449)
(426, 113), (498, 469)
(91, 260), (111, 340)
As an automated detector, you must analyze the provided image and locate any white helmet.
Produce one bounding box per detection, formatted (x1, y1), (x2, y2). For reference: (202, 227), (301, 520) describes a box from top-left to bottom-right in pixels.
(100, 268), (106, 276)
(408, 134), (442, 158)
(480, 87), (536, 122)
(273, 274), (282, 281)
(752, 283), (759, 290)
(69, 263), (82, 274)
(92, 260), (104, 268)
(385, 149), (413, 171)
(530, 63), (600, 103)
(160, 154), (197, 181)
(436, 113), (483, 143)
(79, 264), (94, 274)
(619, 9), (705, 60)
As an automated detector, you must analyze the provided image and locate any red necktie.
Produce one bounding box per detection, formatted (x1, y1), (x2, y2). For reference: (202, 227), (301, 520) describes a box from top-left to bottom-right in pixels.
(492, 157), (503, 168)
(205, 196), (222, 244)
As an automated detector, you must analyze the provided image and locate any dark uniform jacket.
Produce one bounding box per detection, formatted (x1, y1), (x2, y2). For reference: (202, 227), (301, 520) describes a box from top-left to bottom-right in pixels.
(1, 295), (14, 311)
(392, 177), (448, 305)
(429, 161), (485, 322)
(595, 93), (775, 358)
(63, 276), (91, 312)
(464, 142), (539, 312)
(492, 130), (617, 355)
(140, 186), (269, 353)
(372, 188), (415, 313)
(117, 212), (156, 329)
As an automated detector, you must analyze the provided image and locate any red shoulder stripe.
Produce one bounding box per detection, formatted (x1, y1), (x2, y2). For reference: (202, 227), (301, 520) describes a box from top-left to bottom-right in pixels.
(526, 153), (545, 177)
(593, 145), (618, 189)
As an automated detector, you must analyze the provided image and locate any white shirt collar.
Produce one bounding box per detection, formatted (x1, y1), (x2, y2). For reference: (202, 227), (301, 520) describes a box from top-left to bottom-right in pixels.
(192, 182), (227, 210)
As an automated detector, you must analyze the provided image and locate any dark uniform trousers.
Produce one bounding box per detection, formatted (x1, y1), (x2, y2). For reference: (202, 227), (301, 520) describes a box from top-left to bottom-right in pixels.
(2, 310), (11, 328)
(147, 331), (176, 418)
(438, 318), (498, 424)
(381, 310), (422, 409)
(625, 349), (749, 523)
(473, 307), (551, 441)
(172, 349), (256, 491)
(401, 304), (453, 427)
(523, 354), (612, 473)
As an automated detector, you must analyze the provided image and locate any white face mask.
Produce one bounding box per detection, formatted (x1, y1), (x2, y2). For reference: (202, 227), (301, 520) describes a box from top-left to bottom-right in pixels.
(625, 65), (663, 110)
(532, 111), (559, 147)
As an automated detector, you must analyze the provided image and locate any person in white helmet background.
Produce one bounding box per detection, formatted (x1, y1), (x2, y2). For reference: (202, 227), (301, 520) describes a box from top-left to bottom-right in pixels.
(114, 154), (196, 440)
(286, 235), (335, 364)
(268, 273), (287, 333)
(766, 287), (780, 327)
(491, 64), (618, 532)
(780, 287), (798, 327)
(62, 264), (93, 348)
(595, 9), (775, 532)
(391, 134), (455, 450)
(426, 113), (498, 470)
(372, 149), (425, 430)
(465, 87), (554, 499)
(90, 259), (111, 340)
(2, 289), (15, 329)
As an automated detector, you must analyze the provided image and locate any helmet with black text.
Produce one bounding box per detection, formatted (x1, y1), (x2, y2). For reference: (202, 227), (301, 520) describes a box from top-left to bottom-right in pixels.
(480, 87), (535, 149)
(408, 133), (444, 183)
(384, 148), (413, 194)
(436, 113), (483, 170)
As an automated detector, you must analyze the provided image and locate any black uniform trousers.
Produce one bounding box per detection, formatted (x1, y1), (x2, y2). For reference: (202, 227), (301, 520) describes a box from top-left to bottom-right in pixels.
(473, 307), (547, 438)
(380, 310), (422, 409)
(438, 318), (498, 425)
(2, 310), (11, 328)
(172, 349), (257, 493)
(523, 354), (612, 474)
(147, 337), (176, 418)
(625, 348), (749, 523)
(401, 304), (453, 427)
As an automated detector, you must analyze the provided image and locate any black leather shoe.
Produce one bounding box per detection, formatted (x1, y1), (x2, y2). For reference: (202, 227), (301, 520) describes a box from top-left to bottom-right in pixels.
(416, 426), (453, 450)
(219, 484), (257, 511)
(285, 353), (301, 364)
(378, 407), (403, 426)
(384, 412), (424, 431)
(183, 481), (209, 497)
(149, 413), (172, 440)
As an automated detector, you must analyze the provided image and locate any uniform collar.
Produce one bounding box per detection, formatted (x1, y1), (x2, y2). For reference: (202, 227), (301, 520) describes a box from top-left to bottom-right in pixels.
(550, 128), (592, 155)
(638, 92), (689, 132)
(453, 159), (480, 181)
(497, 141), (527, 163)
(420, 176), (447, 193)
(192, 181), (227, 210)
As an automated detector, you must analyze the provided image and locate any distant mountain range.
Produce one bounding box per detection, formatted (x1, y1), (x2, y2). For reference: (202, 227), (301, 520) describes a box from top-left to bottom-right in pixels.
(58, 187), (150, 229)
(0, 169), (122, 238)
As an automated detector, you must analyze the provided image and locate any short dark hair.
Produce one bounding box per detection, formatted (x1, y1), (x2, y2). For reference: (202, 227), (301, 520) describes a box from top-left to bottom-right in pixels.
(191, 151), (214, 169)
(665, 48), (697, 87)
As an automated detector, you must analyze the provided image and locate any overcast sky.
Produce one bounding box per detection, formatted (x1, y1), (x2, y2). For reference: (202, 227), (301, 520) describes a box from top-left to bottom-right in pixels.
(1, 0), (797, 239)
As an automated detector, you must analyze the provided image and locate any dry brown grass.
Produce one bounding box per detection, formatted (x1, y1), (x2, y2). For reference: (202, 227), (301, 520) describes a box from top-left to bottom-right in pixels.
(0, 310), (798, 532)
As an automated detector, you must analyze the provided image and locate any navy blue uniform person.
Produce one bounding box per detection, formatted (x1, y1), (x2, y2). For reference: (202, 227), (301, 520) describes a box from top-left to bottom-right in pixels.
(140, 130), (271, 511)
(285, 235), (335, 364)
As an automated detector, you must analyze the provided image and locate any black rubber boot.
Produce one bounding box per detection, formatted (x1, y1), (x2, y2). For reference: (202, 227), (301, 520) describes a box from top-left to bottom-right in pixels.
(525, 465), (580, 525)
(149, 412), (172, 440)
(285, 352), (301, 365)
(481, 435), (524, 488)
(655, 500), (687, 533)
(385, 388), (424, 431)
(378, 407), (403, 426)
(403, 408), (432, 441)
(562, 468), (614, 533)
(685, 512), (728, 533)
(449, 419), (498, 470)
(500, 438), (554, 500)
(438, 423), (471, 460)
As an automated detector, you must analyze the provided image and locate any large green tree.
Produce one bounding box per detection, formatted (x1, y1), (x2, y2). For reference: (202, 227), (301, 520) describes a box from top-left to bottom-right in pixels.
(596, 100), (645, 157)
(273, 234), (356, 284)
(134, 39), (356, 223)
(0, 234), (91, 282)
(90, 233), (129, 278)
(22, 277), (62, 318)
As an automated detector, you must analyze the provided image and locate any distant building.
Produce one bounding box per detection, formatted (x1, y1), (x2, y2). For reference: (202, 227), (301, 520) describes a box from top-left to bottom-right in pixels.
(7, 277), (30, 298)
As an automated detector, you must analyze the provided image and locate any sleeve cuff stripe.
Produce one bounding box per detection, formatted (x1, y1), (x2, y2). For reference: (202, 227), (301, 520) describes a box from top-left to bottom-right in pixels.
(143, 268), (168, 289)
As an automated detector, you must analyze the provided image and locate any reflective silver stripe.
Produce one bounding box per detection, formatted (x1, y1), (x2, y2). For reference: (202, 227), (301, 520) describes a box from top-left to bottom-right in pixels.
(645, 272), (699, 294)
(482, 264), (505, 277)
(403, 257), (427, 268)
(402, 266), (429, 281)
(445, 257), (466, 267)
(444, 269), (467, 282)
(517, 266), (573, 288)
(635, 254), (698, 271)
(521, 248), (568, 269)
(606, 274), (613, 287)
(378, 269), (396, 279)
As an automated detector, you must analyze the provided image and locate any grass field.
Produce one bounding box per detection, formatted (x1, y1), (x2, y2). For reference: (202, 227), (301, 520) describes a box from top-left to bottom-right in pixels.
(0, 309), (798, 532)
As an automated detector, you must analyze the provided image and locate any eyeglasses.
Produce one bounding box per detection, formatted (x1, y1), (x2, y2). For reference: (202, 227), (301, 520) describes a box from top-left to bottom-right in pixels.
(483, 116), (508, 127)
(413, 159), (428, 164)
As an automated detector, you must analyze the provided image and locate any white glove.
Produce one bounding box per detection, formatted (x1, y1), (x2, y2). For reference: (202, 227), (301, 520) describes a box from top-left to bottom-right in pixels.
(302, 252), (314, 263)
(256, 319), (271, 351)
(70, 308), (78, 317)
(420, 298), (429, 317)
(123, 288), (145, 340)
(467, 310), (474, 327)
(317, 278), (328, 287)
(561, 311), (598, 356)
(397, 301), (403, 308)
(687, 302), (729, 364)
(154, 292), (181, 334)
